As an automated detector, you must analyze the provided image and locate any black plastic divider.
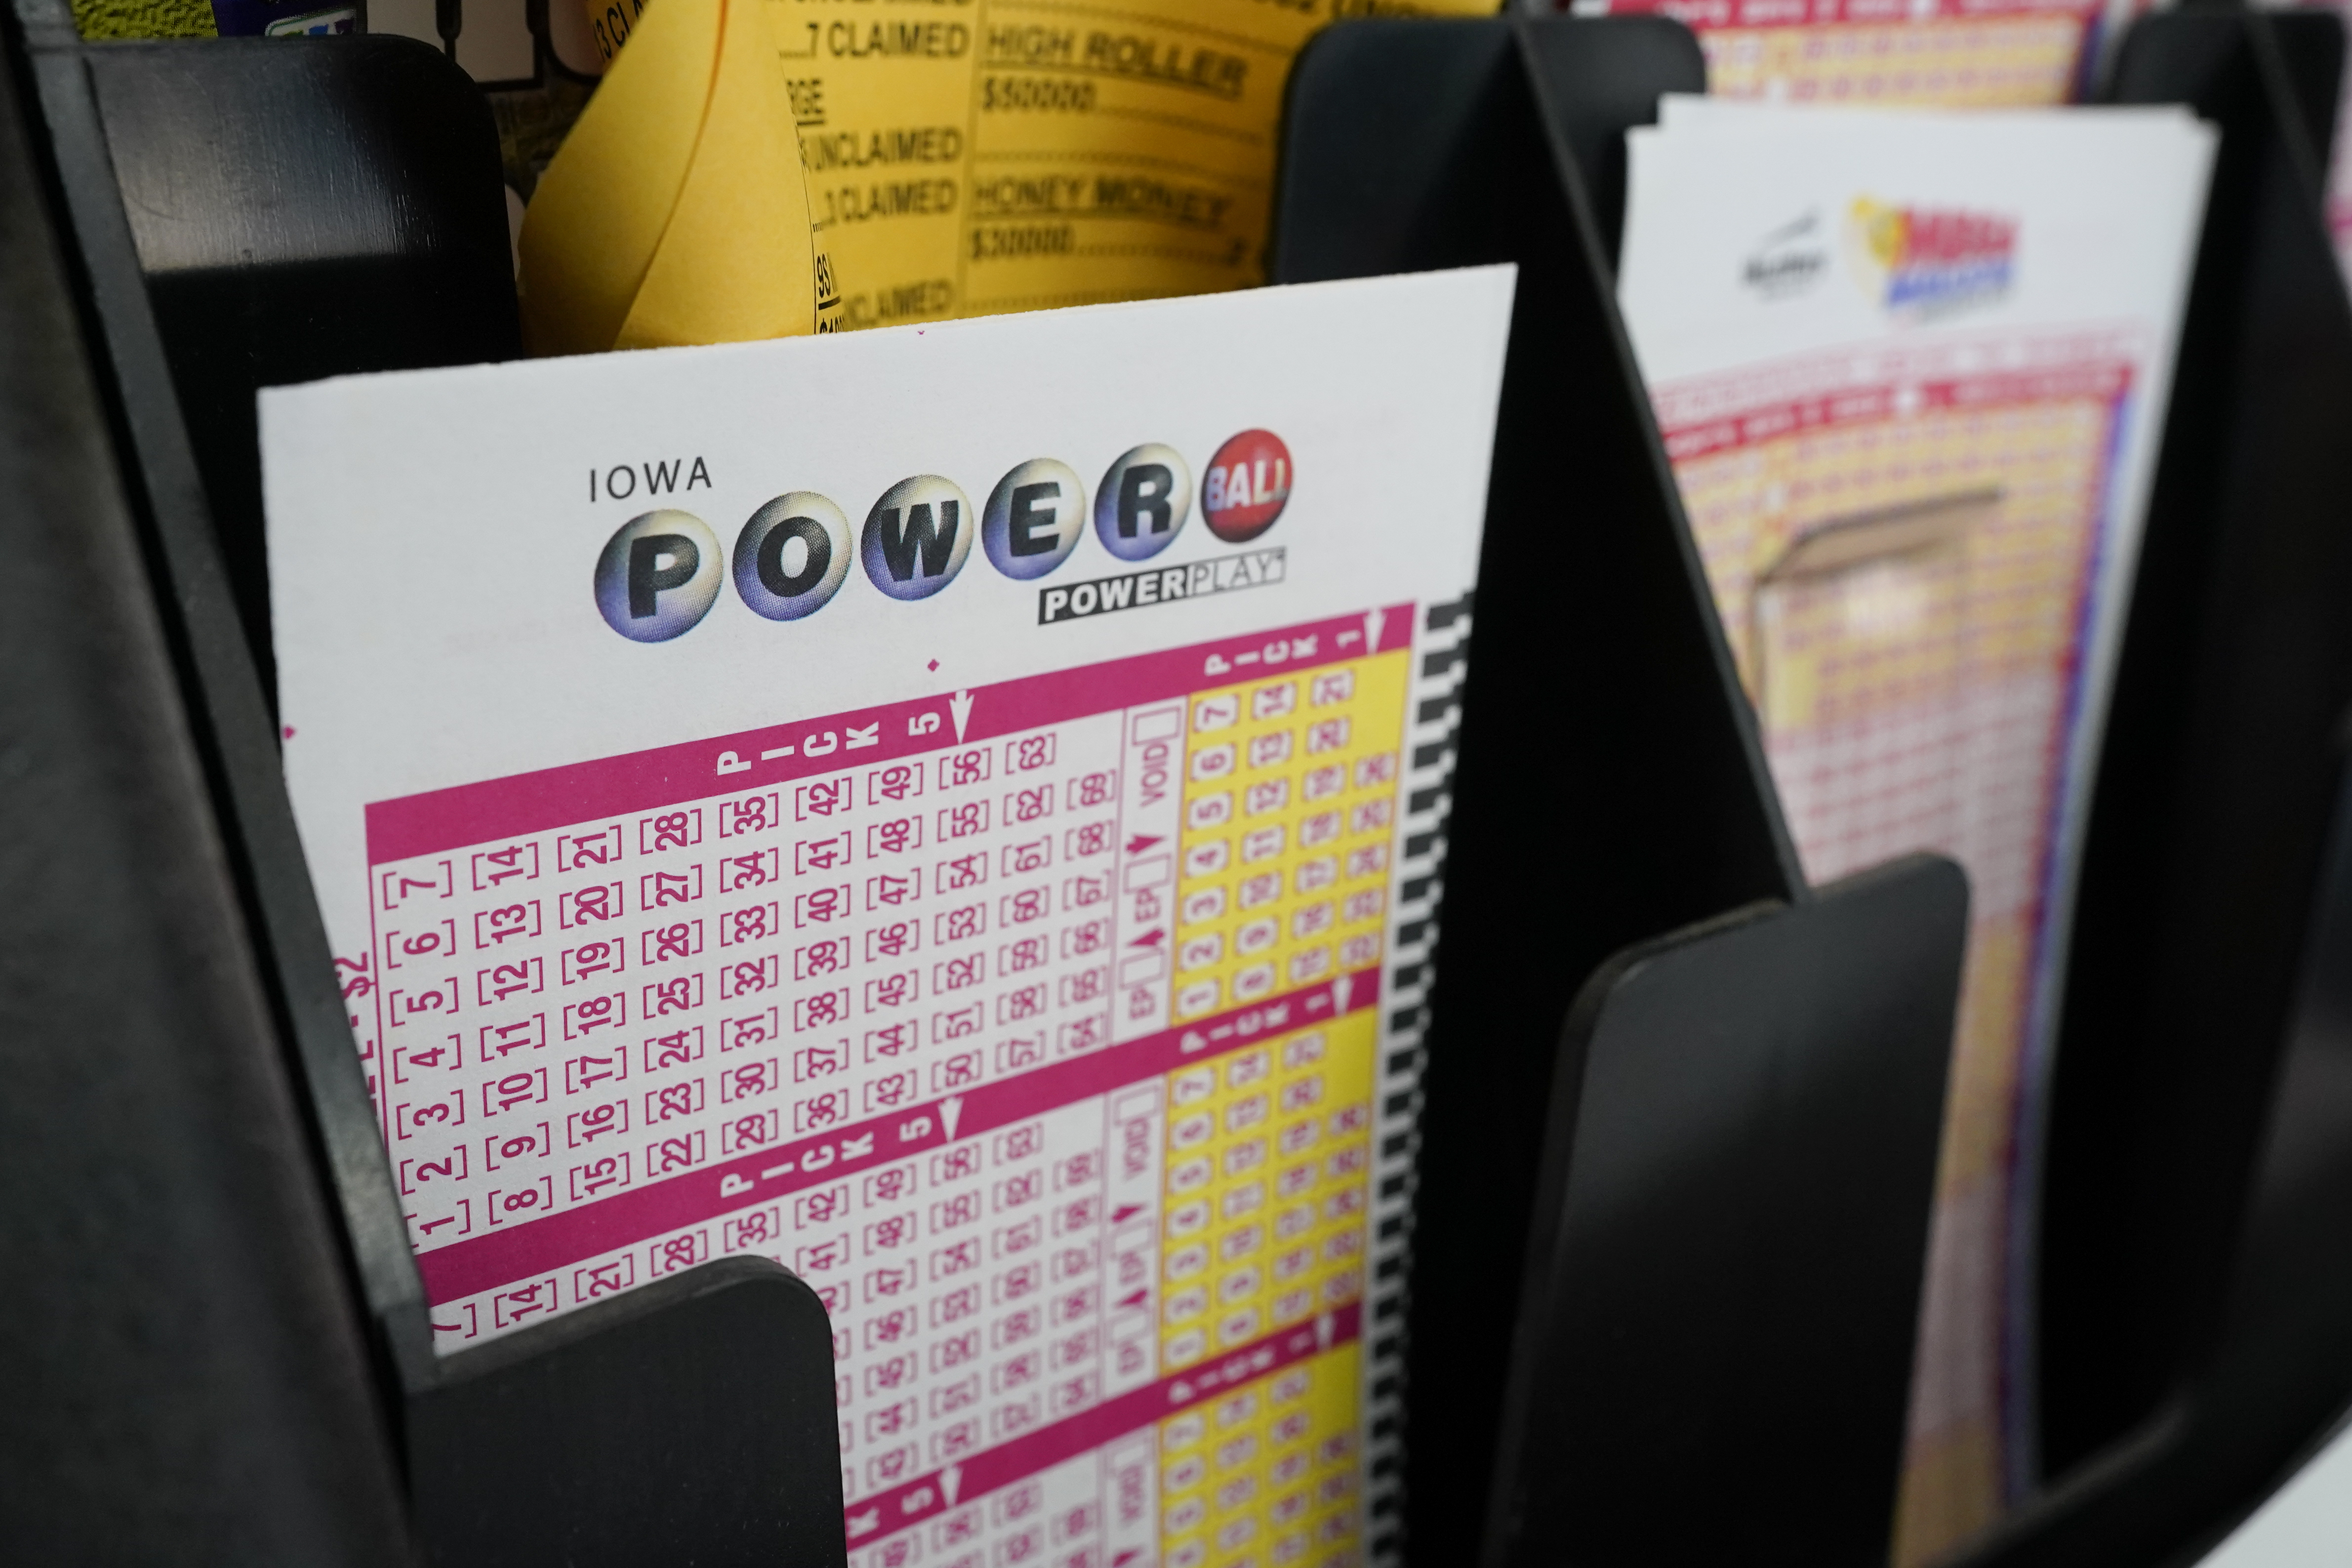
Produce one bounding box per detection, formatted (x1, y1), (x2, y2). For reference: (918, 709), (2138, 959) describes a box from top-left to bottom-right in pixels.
(1487, 855), (1966, 1568)
(1276, 17), (1965, 1565)
(1934, 7), (2352, 1565)
(0, 7), (847, 1563)
(408, 1258), (841, 1566)
(82, 33), (523, 700)
(0, 23), (416, 1563)
(5, 0), (452, 1398)
(2038, 4), (2352, 1474)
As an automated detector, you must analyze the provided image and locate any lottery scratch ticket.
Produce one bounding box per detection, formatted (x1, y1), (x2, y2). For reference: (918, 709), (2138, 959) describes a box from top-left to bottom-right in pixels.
(1619, 104), (2210, 1560)
(266, 267), (1513, 1568)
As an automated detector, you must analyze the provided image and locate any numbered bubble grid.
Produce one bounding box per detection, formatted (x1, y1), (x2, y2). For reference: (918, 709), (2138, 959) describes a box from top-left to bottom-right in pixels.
(1171, 649), (1409, 1024)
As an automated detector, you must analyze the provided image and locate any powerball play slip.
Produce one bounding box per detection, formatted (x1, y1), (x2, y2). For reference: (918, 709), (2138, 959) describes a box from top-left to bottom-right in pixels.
(264, 266), (1514, 1568)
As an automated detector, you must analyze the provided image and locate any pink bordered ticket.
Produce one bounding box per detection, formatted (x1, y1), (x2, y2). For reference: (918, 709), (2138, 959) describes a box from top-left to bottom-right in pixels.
(264, 267), (1514, 1568)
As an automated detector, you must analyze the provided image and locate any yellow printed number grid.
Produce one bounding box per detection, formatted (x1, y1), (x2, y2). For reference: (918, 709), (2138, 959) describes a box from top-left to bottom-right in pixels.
(1172, 650), (1409, 1020)
(1157, 1338), (1366, 1568)
(1151, 647), (1406, 1568)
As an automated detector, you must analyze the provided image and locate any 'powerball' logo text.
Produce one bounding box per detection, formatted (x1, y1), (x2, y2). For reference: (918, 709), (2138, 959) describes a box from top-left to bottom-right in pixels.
(1847, 197), (2017, 319)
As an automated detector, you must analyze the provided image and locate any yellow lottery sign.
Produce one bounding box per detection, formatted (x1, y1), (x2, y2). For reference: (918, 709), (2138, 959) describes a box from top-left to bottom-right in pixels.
(787, 0), (1498, 328)
(543, 0), (1496, 349)
(521, 0), (821, 355)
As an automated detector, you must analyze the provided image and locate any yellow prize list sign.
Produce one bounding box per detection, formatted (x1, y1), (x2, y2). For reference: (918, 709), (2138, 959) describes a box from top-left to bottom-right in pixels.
(522, 0), (822, 355)
(530, 0), (1497, 351)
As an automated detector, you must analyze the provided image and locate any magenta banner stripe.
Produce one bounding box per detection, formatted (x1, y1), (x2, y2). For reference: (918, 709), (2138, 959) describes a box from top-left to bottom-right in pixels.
(1659, 364), (2133, 459)
(367, 605), (1412, 866)
(414, 976), (1379, 1304)
(848, 1303), (1365, 1546)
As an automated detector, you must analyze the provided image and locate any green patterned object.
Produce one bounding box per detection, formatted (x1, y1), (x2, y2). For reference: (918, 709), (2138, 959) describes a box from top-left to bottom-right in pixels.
(72, 0), (216, 38)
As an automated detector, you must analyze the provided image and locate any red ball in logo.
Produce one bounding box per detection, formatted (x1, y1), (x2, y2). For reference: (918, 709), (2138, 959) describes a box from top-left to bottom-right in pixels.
(1201, 429), (1292, 543)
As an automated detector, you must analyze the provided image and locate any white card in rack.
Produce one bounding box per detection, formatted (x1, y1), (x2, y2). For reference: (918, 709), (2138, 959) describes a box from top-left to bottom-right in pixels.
(265, 267), (1514, 1568)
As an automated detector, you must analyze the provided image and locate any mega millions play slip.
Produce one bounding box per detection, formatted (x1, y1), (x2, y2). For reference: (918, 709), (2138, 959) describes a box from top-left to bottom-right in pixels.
(265, 267), (1514, 1568)
(1618, 101), (2211, 1553)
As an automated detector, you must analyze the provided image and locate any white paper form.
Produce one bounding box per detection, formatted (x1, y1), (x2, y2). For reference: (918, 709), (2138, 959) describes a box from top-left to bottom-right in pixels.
(1619, 106), (2211, 1556)
(265, 267), (1514, 1568)
(2195, 1411), (2352, 1567)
